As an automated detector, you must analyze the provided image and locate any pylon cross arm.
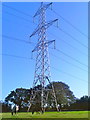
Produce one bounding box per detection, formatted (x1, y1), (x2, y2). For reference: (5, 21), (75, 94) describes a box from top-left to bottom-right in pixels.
(33, 2), (52, 18)
(32, 40), (55, 52)
(30, 19), (58, 38)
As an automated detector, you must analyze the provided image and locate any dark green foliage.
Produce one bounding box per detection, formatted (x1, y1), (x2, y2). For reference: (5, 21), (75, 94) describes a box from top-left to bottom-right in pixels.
(5, 82), (77, 112)
(46, 82), (76, 108)
(54, 82), (76, 105)
(5, 88), (31, 111)
(63, 95), (90, 111)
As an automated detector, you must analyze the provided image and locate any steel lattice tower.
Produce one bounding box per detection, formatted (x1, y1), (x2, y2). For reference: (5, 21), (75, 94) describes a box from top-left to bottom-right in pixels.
(28, 2), (59, 112)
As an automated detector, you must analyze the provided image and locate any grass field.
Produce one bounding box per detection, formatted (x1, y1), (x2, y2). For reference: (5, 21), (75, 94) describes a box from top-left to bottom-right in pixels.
(0, 111), (89, 120)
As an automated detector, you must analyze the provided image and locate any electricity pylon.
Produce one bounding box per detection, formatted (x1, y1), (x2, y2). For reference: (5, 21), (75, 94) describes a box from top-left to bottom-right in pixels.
(28, 2), (59, 112)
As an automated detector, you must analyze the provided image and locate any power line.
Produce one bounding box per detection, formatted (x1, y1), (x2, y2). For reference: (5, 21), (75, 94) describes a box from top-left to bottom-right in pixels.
(3, 4), (33, 18)
(0, 53), (88, 83)
(3, 3), (88, 40)
(3, 11), (33, 24)
(57, 27), (88, 49)
(51, 9), (88, 38)
(3, 5), (88, 55)
(48, 31), (88, 56)
(2, 4), (88, 74)
(2, 34), (31, 44)
(3, 4), (88, 49)
(50, 53), (88, 72)
(2, 3), (88, 99)
(51, 67), (88, 83)
(1, 53), (33, 60)
(2, 34), (36, 46)
(55, 48), (88, 67)
(3, 10), (88, 57)
(2, 34), (88, 68)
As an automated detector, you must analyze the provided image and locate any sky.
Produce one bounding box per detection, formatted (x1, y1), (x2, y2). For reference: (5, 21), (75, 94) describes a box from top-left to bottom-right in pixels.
(1, 2), (88, 101)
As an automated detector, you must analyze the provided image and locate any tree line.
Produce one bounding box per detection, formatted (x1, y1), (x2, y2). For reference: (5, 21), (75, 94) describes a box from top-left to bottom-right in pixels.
(1, 81), (89, 112)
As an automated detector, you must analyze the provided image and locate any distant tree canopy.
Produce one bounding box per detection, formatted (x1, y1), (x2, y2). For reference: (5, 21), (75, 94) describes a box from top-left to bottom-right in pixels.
(5, 81), (76, 111)
(64, 95), (90, 111)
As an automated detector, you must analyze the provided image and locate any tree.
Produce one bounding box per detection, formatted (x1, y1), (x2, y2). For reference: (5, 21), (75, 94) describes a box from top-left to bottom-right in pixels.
(5, 88), (31, 111)
(46, 81), (76, 109)
(66, 95), (89, 110)
(5, 82), (76, 111)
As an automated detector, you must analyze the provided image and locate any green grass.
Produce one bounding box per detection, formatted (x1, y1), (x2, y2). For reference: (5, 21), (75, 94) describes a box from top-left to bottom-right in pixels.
(0, 111), (89, 120)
